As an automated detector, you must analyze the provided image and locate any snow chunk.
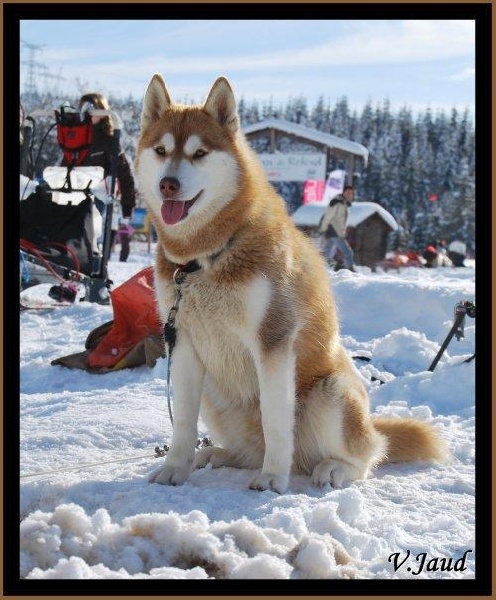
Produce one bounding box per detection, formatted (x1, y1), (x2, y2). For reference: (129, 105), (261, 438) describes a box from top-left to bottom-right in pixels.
(372, 328), (440, 375)
(230, 554), (293, 579)
(336, 488), (365, 525)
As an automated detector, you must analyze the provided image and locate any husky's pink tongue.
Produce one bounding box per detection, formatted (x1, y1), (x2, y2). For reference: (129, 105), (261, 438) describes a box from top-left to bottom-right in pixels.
(161, 200), (186, 225)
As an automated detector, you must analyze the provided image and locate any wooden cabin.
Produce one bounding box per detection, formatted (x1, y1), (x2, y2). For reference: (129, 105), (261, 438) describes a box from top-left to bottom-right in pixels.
(291, 202), (399, 270)
(243, 117), (369, 183)
(243, 118), (369, 211)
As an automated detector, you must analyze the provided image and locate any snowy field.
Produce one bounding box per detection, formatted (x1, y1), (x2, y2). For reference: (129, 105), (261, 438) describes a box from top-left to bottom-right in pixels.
(15, 240), (481, 588)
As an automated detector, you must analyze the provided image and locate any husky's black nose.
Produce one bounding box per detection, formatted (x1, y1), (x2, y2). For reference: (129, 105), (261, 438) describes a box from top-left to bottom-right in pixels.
(160, 177), (180, 198)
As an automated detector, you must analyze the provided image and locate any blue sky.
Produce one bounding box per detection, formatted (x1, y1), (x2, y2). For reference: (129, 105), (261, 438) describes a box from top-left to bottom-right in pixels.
(20, 19), (475, 117)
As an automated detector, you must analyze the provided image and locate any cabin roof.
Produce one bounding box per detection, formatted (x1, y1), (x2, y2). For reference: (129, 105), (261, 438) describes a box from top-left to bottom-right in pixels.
(291, 201), (399, 230)
(243, 117), (369, 165)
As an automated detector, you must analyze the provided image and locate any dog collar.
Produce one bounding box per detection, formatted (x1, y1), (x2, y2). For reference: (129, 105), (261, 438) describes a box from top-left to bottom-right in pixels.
(173, 260), (201, 285)
(172, 233), (237, 283)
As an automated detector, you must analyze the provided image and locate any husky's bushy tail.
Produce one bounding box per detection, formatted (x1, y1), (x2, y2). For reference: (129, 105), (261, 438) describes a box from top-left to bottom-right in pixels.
(373, 417), (448, 463)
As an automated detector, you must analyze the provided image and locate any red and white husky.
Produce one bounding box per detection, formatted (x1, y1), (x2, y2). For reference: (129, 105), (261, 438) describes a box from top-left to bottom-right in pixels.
(135, 74), (446, 493)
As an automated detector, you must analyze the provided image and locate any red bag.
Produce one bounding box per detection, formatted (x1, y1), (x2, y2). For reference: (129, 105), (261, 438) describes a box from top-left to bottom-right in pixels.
(87, 266), (163, 369)
(55, 106), (93, 166)
(52, 266), (165, 372)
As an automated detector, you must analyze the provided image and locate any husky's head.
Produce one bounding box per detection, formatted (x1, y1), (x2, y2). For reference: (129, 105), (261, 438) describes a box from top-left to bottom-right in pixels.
(136, 75), (241, 235)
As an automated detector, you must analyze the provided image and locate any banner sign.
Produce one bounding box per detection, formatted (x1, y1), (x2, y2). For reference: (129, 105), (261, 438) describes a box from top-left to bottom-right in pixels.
(257, 153), (326, 182)
(303, 180), (325, 204)
(305, 170), (347, 206)
(321, 169), (346, 205)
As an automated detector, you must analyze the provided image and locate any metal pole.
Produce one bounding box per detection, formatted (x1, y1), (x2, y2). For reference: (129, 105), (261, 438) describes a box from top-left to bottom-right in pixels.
(86, 110), (122, 302)
(428, 311), (466, 372)
(20, 123), (33, 178)
(100, 112), (122, 274)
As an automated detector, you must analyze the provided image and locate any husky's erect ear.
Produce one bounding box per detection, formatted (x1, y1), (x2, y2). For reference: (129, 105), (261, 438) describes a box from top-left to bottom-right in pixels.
(203, 77), (239, 133)
(141, 74), (172, 129)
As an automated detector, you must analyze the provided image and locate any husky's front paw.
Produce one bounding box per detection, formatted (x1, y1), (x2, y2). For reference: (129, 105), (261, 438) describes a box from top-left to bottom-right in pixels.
(149, 461), (191, 486)
(249, 471), (289, 494)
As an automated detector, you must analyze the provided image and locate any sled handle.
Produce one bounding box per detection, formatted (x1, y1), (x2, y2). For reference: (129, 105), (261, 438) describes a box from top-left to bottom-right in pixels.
(79, 103), (123, 129)
(28, 106), (123, 129)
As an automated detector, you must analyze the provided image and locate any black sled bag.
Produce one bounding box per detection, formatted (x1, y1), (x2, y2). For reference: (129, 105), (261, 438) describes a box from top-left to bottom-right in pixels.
(20, 186), (96, 276)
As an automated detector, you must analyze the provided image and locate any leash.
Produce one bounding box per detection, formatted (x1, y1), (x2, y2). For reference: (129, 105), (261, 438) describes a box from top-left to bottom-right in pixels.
(20, 446), (171, 480)
(160, 259), (214, 451)
(161, 239), (234, 425)
(20, 436), (212, 481)
(21, 259), (219, 482)
(163, 260), (202, 426)
(22, 258), (213, 482)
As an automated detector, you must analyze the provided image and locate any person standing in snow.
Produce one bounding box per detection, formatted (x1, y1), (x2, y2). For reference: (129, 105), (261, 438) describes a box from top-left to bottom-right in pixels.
(62, 92), (136, 262)
(447, 240), (467, 267)
(318, 184), (356, 272)
(436, 239), (452, 267)
(110, 202), (135, 263)
(422, 243), (439, 268)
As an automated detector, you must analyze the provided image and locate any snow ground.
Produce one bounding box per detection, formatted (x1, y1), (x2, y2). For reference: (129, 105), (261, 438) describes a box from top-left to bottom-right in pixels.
(13, 241), (483, 591)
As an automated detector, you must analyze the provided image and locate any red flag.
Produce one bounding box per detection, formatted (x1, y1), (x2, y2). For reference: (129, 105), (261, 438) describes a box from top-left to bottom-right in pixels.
(303, 179), (325, 204)
(429, 194), (438, 202)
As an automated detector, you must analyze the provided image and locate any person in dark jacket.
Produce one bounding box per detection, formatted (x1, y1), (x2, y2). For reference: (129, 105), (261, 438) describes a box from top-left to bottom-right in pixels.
(62, 92), (136, 261)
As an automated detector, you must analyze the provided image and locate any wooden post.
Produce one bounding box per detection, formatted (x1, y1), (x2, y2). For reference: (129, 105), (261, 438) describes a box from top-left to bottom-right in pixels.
(345, 156), (353, 185)
(269, 128), (276, 152)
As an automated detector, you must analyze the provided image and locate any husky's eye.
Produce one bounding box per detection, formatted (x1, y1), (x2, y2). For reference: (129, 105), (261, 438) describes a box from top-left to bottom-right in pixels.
(154, 146), (166, 156)
(193, 149), (208, 159)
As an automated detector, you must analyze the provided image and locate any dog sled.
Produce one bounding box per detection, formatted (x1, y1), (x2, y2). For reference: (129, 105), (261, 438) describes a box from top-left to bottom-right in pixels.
(20, 103), (123, 307)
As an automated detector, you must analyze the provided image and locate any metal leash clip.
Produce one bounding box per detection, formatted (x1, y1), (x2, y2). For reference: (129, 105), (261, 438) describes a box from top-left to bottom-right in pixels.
(196, 437), (214, 448)
(173, 266), (188, 286)
(154, 444), (170, 458)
